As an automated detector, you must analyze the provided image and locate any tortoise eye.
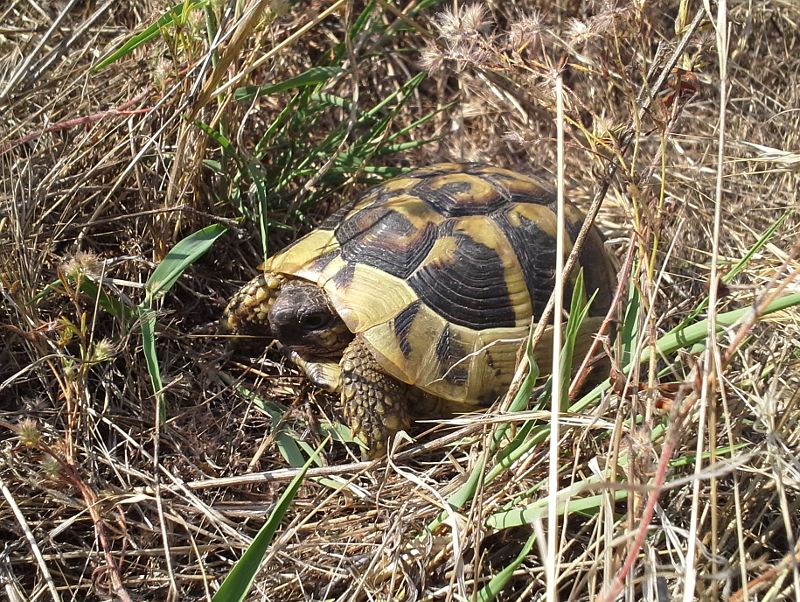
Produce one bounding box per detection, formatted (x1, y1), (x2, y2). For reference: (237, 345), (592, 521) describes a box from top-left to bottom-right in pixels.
(299, 311), (330, 330)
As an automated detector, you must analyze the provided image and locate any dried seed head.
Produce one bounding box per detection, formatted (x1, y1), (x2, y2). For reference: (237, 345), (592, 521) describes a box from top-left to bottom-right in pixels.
(422, 2), (494, 73)
(152, 58), (173, 90)
(90, 338), (115, 363)
(434, 3), (490, 39)
(565, 18), (594, 43)
(40, 455), (62, 480)
(15, 418), (41, 447)
(566, 2), (632, 44)
(419, 45), (445, 73)
(508, 11), (545, 52)
(61, 251), (103, 281)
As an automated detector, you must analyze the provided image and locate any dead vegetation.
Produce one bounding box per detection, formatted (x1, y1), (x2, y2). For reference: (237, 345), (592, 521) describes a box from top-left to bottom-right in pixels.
(1, 0), (799, 600)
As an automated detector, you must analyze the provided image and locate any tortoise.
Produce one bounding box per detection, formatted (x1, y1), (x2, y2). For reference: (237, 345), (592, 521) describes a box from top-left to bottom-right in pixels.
(224, 163), (616, 456)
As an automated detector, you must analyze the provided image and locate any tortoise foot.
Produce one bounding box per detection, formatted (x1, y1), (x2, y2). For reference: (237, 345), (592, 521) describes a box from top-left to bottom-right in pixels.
(340, 335), (411, 458)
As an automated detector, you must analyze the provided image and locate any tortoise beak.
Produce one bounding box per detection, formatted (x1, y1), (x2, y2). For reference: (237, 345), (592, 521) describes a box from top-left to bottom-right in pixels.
(265, 304), (295, 341)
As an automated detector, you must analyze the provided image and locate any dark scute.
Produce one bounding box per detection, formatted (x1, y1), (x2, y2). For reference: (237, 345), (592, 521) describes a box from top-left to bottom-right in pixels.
(413, 162), (500, 179)
(408, 164), (553, 208)
(393, 301), (421, 357)
(331, 261), (356, 288)
(437, 179), (472, 195)
(307, 249), (339, 273)
(335, 208), (437, 279)
(408, 231), (516, 329)
(320, 184), (391, 229)
(435, 325), (468, 385)
(320, 198), (363, 230)
(566, 220), (614, 317)
(403, 163), (469, 178)
(493, 209), (566, 322)
(506, 186), (553, 206)
(412, 178), (508, 217)
(564, 216), (582, 242)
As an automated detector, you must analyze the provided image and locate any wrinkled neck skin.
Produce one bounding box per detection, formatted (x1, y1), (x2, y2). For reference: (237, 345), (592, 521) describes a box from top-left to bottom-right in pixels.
(267, 280), (352, 358)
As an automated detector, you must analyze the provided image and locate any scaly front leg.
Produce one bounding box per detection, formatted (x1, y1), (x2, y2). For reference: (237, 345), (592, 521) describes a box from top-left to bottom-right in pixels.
(340, 335), (412, 458)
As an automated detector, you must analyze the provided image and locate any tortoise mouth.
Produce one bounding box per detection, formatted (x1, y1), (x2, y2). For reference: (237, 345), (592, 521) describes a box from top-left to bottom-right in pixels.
(266, 280), (353, 357)
(268, 315), (353, 358)
(221, 315), (275, 356)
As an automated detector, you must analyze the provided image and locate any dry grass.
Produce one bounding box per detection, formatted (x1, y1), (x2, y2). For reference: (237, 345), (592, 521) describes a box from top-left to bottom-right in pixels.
(1, 0), (799, 600)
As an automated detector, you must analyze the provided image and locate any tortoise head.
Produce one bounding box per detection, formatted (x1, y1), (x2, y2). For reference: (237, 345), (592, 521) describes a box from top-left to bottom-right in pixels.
(225, 275), (351, 357)
(268, 280), (352, 356)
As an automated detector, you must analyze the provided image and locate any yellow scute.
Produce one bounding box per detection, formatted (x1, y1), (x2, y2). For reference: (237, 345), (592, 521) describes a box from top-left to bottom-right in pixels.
(361, 304), (531, 404)
(267, 229), (338, 275)
(322, 264), (417, 333)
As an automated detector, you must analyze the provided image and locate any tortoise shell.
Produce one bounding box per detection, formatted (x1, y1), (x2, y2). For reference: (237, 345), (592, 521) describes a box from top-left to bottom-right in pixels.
(263, 163), (616, 405)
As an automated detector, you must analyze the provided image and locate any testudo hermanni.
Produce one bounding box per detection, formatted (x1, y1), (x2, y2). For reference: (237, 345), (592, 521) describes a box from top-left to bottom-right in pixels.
(224, 163), (616, 456)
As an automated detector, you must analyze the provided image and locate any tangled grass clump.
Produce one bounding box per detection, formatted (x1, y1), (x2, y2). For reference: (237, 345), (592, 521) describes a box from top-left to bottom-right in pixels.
(1, 1), (799, 600)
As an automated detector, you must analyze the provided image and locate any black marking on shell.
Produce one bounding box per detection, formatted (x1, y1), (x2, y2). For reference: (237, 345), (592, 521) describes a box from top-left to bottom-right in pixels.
(403, 164), (466, 178)
(320, 187), (382, 229)
(435, 325), (468, 386)
(563, 218), (614, 317)
(435, 179), (473, 196)
(484, 354), (500, 378)
(408, 231), (516, 329)
(393, 301), (421, 357)
(412, 178), (508, 217)
(335, 207), (437, 279)
(565, 218), (582, 253)
(494, 208), (556, 321)
(509, 190), (553, 205)
(497, 179), (553, 206)
(307, 249), (340, 273)
(331, 261), (356, 289)
(321, 203), (358, 230)
(410, 164), (553, 208)
(494, 207), (576, 321)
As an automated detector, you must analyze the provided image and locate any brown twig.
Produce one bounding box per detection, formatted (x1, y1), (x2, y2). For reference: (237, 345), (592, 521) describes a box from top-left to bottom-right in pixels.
(0, 88), (153, 155)
(569, 232), (637, 398)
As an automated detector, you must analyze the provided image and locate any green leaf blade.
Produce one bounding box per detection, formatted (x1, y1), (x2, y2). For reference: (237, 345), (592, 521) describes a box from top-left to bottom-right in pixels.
(145, 223), (227, 301)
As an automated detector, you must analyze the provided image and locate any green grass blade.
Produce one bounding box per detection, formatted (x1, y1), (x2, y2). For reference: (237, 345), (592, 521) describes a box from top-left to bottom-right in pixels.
(211, 441), (325, 602)
(40, 277), (133, 324)
(221, 377), (360, 492)
(485, 489), (628, 530)
(222, 378), (309, 468)
(139, 223), (226, 423)
(145, 224), (227, 301)
(384, 102), (456, 143)
(194, 121), (235, 157)
(75, 279), (132, 323)
(234, 66), (342, 102)
(476, 530), (537, 602)
(93, 1), (208, 71)
(668, 211), (790, 335)
(425, 290), (800, 538)
(560, 270), (595, 409)
(485, 441), (748, 533)
(642, 291), (800, 366)
(361, 72), (425, 120)
(620, 280), (640, 367)
(574, 290), (800, 410)
(138, 306), (165, 422)
(309, 92), (351, 109)
(422, 328), (543, 536)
